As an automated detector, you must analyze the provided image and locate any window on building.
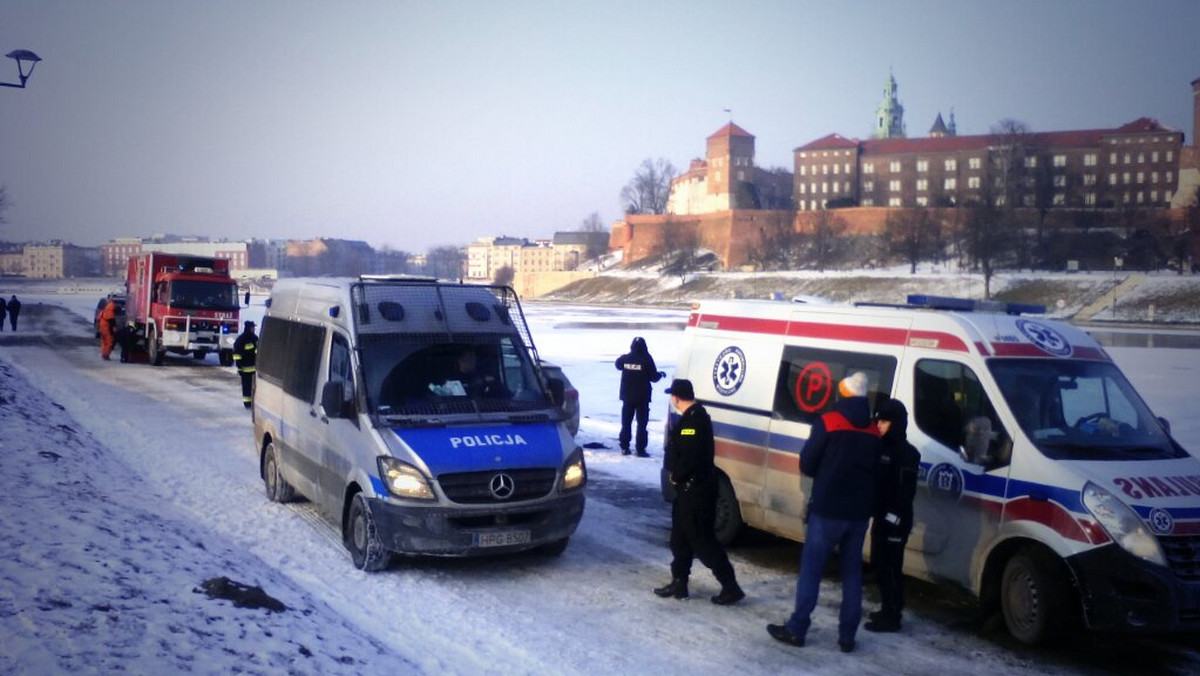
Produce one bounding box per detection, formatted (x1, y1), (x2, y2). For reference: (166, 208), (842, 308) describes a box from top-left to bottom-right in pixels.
(1167, 171), (1173, 183)
(1053, 193), (1065, 206)
(1123, 172), (1130, 184)
(864, 181), (874, 192)
(864, 162), (874, 174)
(888, 180), (901, 192)
(1085, 192), (1096, 205)
(862, 198), (874, 207)
(1109, 152), (1117, 164)
(917, 179), (928, 191)
(1053, 155), (1066, 167)
(944, 178), (957, 190)
(833, 164), (840, 174)
(1024, 156), (1037, 168)
(1136, 172), (1144, 183)
(833, 182), (840, 194)
(799, 183), (807, 194)
(887, 161), (901, 172)
(1053, 175), (1066, 187)
(996, 195), (1007, 206)
(1124, 153), (1131, 164)
(822, 182), (828, 194)
(844, 163), (851, 173)
(888, 197), (902, 207)
(1023, 195), (1035, 206)
(917, 159), (928, 172)
(968, 176), (981, 189)
(1137, 153), (1145, 164)
(1109, 173), (1118, 185)
(945, 158), (957, 171)
(1084, 153), (1097, 166)
(1167, 151), (1174, 162)
(1166, 190), (1173, 202)
(822, 165), (829, 175)
(1137, 192), (1144, 204)
(1152, 151), (1159, 162)
(1150, 190), (1158, 202)
(969, 157), (981, 170)
(1084, 174), (1096, 186)
(800, 165), (807, 176)
(916, 196), (928, 206)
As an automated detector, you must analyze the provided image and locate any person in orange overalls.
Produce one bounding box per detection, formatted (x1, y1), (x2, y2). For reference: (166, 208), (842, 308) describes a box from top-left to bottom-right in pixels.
(98, 299), (117, 360)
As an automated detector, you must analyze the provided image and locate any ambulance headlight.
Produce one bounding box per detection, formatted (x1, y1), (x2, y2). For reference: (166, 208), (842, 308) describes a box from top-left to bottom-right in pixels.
(560, 447), (587, 492)
(377, 457), (435, 500)
(1082, 482), (1166, 567)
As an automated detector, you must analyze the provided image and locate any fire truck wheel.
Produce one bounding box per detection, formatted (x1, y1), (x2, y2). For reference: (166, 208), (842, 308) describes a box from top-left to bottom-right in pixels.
(713, 474), (745, 546)
(263, 441), (295, 503)
(148, 326), (164, 366)
(1000, 545), (1069, 645)
(346, 493), (391, 572)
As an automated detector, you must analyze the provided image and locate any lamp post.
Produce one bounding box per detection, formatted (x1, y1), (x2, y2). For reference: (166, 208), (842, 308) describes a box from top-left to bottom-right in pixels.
(1, 49), (41, 89)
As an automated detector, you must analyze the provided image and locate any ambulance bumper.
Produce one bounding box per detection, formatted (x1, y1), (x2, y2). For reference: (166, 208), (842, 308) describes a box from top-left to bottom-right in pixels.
(1070, 544), (1200, 633)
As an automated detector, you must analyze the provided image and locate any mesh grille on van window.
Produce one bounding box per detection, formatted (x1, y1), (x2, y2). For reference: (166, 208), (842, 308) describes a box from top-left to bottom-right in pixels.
(438, 468), (557, 504)
(1160, 534), (1200, 582)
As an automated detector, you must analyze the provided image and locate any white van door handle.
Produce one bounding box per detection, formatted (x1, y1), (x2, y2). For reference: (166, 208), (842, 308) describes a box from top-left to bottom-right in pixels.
(310, 407), (329, 423)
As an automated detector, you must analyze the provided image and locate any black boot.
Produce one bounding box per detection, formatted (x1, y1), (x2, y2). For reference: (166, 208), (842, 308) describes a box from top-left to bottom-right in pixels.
(711, 584), (745, 605)
(653, 578), (688, 599)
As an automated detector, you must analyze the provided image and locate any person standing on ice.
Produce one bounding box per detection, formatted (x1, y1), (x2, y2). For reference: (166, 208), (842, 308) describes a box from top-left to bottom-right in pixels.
(97, 299), (118, 360)
(232, 320), (258, 409)
(6, 295), (20, 331)
(653, 378), (745, 605)
(864, 397), (920, 633)
(614, 336), (664, 457)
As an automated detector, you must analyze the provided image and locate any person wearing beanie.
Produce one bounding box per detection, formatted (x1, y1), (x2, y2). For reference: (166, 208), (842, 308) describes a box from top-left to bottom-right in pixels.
(769, 370), (881, 653)
(865, 397), (920, 633)
(653, 379), (745, 606)
(614, 336), (665, 457)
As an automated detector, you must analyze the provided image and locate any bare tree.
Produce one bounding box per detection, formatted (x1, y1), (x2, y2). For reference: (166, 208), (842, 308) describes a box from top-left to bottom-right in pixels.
(746, 210), (800, 270)
(580, 212), (609, 261)
(657, 218), (701, 281)
(883, 208), (940, 274)
(803, 209), (847, 273)
(0, 185), (9, 224)
(493, 265), (516, 286)
(620, 158), (676, 215)
(425, 245), (465, 281)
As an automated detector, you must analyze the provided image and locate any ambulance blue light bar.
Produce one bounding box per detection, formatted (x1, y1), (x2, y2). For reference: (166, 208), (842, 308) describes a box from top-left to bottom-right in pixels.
(906, 295), (1045, 316)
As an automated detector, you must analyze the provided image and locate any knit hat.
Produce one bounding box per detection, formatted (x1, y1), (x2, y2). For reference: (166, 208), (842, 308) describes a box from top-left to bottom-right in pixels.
(838, 371), (869, 398)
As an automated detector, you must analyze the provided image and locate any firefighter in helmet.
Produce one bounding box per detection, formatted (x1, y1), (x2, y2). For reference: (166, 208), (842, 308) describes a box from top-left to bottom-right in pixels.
(232, 320), (258, 409)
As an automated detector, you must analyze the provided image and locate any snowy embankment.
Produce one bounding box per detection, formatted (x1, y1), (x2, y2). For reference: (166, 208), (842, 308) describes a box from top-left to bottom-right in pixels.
(0, 294), (1197, 675)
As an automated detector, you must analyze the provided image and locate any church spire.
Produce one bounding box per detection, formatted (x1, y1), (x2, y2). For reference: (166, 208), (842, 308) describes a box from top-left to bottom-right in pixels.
(874, 71), (906, 139)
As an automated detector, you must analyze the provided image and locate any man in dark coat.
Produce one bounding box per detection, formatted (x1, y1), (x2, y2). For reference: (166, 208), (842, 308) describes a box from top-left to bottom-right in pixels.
(614, 336), (664, 457)
(866, 397), (921, 633)
(232, 321), (258, 409)
(654, 379), (744, 605)
(6, 295), (19, 331)
(769, 371), (881, 653)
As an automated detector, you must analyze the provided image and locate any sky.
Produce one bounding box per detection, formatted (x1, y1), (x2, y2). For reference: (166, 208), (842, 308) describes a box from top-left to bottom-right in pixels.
(2, 0), (1199, 252)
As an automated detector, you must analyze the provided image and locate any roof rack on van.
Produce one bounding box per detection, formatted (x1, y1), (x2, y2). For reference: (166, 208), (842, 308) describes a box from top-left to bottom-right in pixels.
(359, 274), (439, 283)
(855, 294), (1045, 316)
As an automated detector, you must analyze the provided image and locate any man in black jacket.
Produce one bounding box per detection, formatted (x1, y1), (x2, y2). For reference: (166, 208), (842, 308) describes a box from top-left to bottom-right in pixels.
(769, 371), (881, 653)
(232, 321), (258, 409)
(614, 336), (664, 457)
(6, 295), (20, 331)
(866, 397), (920, 633)
(653, 379), (744, 606)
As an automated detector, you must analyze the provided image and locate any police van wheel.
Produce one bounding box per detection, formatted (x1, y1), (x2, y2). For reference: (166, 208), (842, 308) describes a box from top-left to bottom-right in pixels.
(263, 442), (295, 503)
(1000, 545), (1068, 645)
(347, 494), (390, 572)
(713, 475), (744, 546)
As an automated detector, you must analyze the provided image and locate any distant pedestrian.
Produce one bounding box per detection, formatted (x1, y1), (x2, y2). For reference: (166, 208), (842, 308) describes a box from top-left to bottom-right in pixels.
(6, 295), (20, 331)
(866, 398), (920, 633)
(653, 379), (745, 606)
(244, 290), (251, 307)
(0, 300), (6, 333)
(614, 336), (664, 457)
(768, 371), (881, 653)
(232, 320), (258, 408)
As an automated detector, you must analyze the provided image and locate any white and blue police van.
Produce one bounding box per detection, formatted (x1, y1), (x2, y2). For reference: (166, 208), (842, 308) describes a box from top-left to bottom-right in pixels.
(252, 276), (586, 570)
(666, 294), (1199, 644)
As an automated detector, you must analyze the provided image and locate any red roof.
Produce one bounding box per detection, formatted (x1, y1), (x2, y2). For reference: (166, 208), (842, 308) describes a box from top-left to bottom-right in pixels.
(1112, 117), (1175, 134)
(708, 122), (754, 140)
(796, 133), (858, 151)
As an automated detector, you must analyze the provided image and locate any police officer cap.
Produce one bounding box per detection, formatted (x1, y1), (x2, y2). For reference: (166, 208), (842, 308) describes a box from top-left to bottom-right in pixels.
(665, 378), (694, 400)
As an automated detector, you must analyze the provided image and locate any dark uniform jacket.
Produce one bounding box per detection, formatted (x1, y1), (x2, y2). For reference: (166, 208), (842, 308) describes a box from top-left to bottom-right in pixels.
(801, 396), (881, 521)
(873, 402), (921, 537)
(665, 402), (716, 492)
(232, 330), (258, 372)
(615, 337), (662, 404)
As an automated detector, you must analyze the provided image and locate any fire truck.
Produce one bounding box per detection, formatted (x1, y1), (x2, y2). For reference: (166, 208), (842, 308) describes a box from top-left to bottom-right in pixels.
(125, 253), (241, 366)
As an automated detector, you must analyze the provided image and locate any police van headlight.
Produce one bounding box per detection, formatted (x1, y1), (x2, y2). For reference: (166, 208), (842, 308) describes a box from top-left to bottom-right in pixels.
(560, 447), (587, 492)
(377, 457), (435, 500)
(1082, 481), (1167, 567)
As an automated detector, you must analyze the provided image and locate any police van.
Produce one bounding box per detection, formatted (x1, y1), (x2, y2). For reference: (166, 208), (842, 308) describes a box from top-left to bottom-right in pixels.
(668, 294), (1199, 644)
(253, 277), (586, 570)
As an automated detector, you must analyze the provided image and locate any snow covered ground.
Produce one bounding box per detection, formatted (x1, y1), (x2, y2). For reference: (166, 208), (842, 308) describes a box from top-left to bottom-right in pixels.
(0, 292), (1197, 675)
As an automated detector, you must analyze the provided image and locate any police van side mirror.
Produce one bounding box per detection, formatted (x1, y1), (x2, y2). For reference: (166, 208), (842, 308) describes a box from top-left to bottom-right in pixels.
(1158, 416), (1172, 434)
(322, 381), (350, 419)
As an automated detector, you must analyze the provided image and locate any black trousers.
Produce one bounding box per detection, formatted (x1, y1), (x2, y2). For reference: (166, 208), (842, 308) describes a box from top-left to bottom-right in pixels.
(619, 400), (649, 451)
(669, 480), (737, 587)
(870, 520), (909, 621)
(239, 370), (254, 406)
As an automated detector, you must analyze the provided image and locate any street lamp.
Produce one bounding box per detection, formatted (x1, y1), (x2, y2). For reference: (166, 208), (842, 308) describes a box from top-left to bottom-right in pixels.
(1, 49), (41, 89)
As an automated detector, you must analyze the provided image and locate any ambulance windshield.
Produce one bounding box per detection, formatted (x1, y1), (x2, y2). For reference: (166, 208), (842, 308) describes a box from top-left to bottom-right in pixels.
(989, 359), (1187, 461)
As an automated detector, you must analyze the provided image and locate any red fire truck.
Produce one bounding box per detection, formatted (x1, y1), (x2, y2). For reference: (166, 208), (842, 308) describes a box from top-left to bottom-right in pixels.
(125, 253), (241, 366)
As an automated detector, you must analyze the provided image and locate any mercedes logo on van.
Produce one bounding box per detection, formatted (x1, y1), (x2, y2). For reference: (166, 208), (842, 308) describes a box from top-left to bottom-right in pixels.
(713, 346), (747, 396)
(1016, 319), (1072, 357)
(489, 473), (516, 500)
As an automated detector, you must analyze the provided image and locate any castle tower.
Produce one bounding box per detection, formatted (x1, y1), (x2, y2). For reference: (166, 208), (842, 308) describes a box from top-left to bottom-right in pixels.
(706, 122), (755, 209)
(929, 112), (949, 138)
(874, 73), (906, 139)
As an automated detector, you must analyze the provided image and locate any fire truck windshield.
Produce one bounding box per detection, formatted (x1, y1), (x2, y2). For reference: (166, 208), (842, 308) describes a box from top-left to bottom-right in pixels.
(169, 280), (239, 311)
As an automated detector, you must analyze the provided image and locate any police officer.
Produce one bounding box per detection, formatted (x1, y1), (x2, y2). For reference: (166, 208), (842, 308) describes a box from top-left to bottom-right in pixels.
(866, 397), (920, 633)
(653, 379), (745, 605)
(614, 336), (664, 456)
(232, 320), (258, 409)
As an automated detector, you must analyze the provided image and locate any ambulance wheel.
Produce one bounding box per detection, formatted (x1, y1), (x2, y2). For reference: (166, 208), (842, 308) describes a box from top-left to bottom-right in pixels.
(713, 475), (744, 546)
(1000, 545), (1069, 645)
(263, 441), (295, 503)
(539, 537), (570, 557)
(346, 493), (391, 572)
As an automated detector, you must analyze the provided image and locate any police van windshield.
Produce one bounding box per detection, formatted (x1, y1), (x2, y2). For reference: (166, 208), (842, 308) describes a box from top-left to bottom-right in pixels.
(169, 280), (240, 311)
(988, 359), (1186, 461)
(362, 333), (554, 421)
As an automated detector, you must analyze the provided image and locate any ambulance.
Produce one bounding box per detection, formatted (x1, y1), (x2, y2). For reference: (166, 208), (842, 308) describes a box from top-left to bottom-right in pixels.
(668, 294), (1200, 644)
(253, 277), (586, 571)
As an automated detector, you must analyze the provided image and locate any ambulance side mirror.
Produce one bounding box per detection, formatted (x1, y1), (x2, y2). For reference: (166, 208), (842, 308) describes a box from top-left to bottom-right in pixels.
(321, 381), (352, 419)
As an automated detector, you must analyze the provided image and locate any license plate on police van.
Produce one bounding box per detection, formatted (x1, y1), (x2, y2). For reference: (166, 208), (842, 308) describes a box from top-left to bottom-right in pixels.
(476, 530), (531, 548)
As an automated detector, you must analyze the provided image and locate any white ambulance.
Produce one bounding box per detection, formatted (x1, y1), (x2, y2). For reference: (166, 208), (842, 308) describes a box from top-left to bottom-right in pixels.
(668, 294), (1200, 644)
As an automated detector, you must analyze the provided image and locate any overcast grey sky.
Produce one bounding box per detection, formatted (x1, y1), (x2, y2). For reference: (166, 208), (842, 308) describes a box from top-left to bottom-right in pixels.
(2, 0), (1199, 252)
